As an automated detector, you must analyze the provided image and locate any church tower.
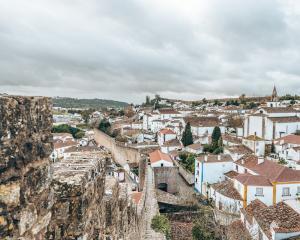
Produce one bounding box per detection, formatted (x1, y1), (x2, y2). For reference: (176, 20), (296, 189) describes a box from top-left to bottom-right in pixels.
(267, 85), (280, 107)
(271, 85), (278, 102)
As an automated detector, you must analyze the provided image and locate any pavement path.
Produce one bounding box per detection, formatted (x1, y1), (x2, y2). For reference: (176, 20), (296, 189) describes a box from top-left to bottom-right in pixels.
(142, 166), (166, 240)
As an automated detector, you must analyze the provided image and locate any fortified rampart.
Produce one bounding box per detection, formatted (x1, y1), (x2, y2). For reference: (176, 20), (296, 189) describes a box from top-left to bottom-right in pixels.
(94, 129), (141, 165)
(0, 96), (141, 239)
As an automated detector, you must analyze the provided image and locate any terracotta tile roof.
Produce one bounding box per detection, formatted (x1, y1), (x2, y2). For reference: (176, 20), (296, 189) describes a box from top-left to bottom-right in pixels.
(211, 180), (243, 200)
(224, 170), (239, 179)
(261, 107), (297, 113)
(242, 199), (268, 224)
(197, 154), (233, 163)
(222, 134), (242, 144)
(225, 145), (253, 155)
(162, 138), (182, 147)
(186, 143), (202, 150)
(149, 150), (172, 164)
(226, 220), (252, 240)
(234, 173), (273, 186)
(268, 116), (300, 123)
(275, 134), (300, 145)
(159, 128), (176, 135)
(245, 200), (300, 237)
(158, 108), (180, 114)
(236, 155), (300, 183)
(184, 116), (219, 127)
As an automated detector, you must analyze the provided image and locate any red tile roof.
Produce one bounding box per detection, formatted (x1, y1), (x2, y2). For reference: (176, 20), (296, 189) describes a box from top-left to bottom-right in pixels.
(186, 143), (202, 150)
(244, 200), (300, 237)
(184, 116), (219, 127)
(268, 116), (300, 123)
(197, 154), (233, 163)
(234, 174), (273, 186)
(224, 170), (239, 179)
(162, 138), (182, 147)
(159, 128), (176, 135)
(158, 108), (180, 114)
(261, 107), (297, 113)
(211, 180), (243, 200)
(236, 155), (300, 183)
(275, 134), (300, 145)
(149, 150), (172, 164)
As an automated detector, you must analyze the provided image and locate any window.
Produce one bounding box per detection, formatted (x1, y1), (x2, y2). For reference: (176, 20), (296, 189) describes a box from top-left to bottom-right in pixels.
(197, 162), (199, 168)
(195, 178), (198, 183)
(161, 163), (164, 167)
(282, 187), (290, 196)
(196, 170), (199, 176)
(236, 165), (238, 171)
(255, 188), (263, 196)
(245, 169), (247, 173)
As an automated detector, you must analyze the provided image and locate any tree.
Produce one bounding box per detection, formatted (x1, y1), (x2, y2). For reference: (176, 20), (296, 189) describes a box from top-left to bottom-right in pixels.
(145, 95), (151, 105)
(271, 142), (276, 153)
(151, 215), (171, 240)
(98, 119), (111, 134)
(278, 158), (287, 165)
(211, 126), (221, 147)
(181, 122), (193, 147)
(81, 110), (91, 124)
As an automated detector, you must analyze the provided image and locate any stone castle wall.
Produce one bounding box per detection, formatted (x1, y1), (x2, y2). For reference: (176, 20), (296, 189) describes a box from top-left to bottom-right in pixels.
(94, 129), (140, 165)
(0, 96), (141, 240)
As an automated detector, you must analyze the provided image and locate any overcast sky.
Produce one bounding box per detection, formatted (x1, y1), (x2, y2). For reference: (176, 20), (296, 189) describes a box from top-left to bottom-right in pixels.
(0, 0), (300, 103)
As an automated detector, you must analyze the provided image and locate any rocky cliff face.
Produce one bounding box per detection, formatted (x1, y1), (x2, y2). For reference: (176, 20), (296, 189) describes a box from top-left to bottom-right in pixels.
(0, 96), (140, 240)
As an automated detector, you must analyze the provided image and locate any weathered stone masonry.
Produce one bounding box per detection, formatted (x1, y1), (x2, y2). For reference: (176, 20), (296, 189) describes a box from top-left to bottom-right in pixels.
(0, 96), (140, 239)
(0, 96), (53, 238)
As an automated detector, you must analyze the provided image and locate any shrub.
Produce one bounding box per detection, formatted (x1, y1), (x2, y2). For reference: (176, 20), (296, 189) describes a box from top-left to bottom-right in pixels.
(151, 215), (171, 239)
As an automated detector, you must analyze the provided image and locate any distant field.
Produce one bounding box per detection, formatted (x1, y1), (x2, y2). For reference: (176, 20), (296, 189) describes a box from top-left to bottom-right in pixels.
(53, 97), (129, 109)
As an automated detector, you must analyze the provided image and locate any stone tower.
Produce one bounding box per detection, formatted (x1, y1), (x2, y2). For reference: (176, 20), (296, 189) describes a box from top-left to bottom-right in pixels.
(271, 85), (278, 102)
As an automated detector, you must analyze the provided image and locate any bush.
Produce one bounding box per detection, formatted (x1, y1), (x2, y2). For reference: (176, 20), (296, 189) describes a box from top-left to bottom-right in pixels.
(52, 124), (84, 139)
(151, 215), (171, 239)
(75, 131), (85, 139)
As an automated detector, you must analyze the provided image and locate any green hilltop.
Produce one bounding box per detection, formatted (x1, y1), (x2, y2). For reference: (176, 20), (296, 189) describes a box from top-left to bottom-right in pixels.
(53, 97), (129, 109)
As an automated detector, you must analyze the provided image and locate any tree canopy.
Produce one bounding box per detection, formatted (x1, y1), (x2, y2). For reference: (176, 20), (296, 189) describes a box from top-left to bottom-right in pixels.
(181, 122), (193, 147)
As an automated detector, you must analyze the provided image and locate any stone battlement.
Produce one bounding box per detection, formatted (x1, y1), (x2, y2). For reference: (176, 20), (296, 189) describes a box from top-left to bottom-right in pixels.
(0, 96), (141, 239)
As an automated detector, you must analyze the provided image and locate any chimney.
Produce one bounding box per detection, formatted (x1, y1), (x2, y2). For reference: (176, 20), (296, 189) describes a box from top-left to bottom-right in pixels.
(241, 159), (245, 165)
(218, 155), (221, 161)
(258, 156), (264, 164)
(204, 155), (208, 162)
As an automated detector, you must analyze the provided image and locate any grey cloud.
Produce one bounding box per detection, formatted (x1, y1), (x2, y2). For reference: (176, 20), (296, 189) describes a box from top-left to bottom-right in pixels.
(0, 0), (300, 103)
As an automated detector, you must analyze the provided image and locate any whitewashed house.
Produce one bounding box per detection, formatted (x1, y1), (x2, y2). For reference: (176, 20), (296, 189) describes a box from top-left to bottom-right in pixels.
(242, 135), (265, 156)
(157, 128), (177, 146)
(194, 154), (234, 195)
(149, 150), (174, 168)
(243, 107), (300, 141)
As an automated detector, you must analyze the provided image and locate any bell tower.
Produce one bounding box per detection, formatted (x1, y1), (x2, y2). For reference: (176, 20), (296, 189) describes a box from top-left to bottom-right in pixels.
(271, 85), (278, 102)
